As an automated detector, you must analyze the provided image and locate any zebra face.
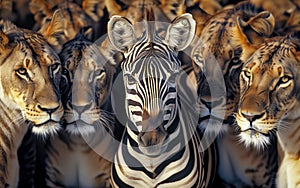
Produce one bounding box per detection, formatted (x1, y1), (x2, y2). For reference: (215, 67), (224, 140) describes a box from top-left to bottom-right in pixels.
(108, 12), (196, 155)
(123, 56), (179, 149)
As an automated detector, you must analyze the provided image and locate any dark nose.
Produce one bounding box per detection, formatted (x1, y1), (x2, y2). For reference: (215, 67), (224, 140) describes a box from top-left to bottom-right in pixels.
(72, 103), (92, 115)
(38, 105), (59, 115)
(241, 112), (265, 123)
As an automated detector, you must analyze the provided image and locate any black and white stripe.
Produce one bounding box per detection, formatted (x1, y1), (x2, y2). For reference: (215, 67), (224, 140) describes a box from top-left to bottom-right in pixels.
(108, 10), (216, 188)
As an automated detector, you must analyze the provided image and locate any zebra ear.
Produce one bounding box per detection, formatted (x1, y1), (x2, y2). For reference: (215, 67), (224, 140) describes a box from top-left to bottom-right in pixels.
(165, 13), (196, 51)
(107, 16), (137, 53)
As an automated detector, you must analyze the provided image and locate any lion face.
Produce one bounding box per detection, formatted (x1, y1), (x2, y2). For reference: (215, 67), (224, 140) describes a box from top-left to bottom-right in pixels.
(236, 37), (300, 148)
(191, 2), (275, 135)
(59, 38), (115, 136)
(0, 31), (64, 135)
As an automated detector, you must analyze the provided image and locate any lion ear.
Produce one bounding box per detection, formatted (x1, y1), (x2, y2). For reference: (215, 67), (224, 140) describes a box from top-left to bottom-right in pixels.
(39, 9), (65, 53)
(235, 11), (274, 62)
(29, 0), (52, 25)
(82, 0), (106, 22)
(107, 15), (137, 53)
(289, 31), (300, 62)
(0, 28), (9, 49)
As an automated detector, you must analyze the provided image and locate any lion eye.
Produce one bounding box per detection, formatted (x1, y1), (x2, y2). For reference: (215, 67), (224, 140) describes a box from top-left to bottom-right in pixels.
(51, 63), (60, 71)
(62, 67), (69, 75)
(16, 68), (28, 76)
(94, 69), (104, 76)
(280, 75), (292, 84)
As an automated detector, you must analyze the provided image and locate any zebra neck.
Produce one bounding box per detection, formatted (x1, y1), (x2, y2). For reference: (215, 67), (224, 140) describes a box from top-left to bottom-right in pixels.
(0, 100), (28, 185)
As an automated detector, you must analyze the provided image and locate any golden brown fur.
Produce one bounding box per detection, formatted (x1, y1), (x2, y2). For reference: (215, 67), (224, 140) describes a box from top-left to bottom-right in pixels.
(43, 31), (117, 187)
(235, 28), (300, 187)
(30, 0), (105, 42)
(0, 20), (63, 186)
(191, 1), (277, 187)
(250, 0), (300, 35)
(106, 0), (185, 22)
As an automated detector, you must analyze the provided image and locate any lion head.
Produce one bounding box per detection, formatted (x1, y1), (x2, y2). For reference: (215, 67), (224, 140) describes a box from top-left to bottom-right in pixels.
(0, 20), (64, 135)
(236, 30), (300, 149)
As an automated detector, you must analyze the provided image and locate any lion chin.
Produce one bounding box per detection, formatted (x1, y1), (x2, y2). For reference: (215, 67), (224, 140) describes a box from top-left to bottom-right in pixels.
(31, 121), (62, 136)
(238, 129), (271, 150)
(65, 121), (96, 136)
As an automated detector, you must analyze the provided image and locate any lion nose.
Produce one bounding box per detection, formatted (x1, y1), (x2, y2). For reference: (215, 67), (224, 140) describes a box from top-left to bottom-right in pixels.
(241, 111), (265, 123)
(72, 103), (92, 115)
(38, 104), (59, 115)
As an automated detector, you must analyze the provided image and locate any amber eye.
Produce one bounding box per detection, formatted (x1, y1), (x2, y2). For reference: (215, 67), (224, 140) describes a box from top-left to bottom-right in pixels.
(16, 68), (27, 76)
(279, 75), (293, 84)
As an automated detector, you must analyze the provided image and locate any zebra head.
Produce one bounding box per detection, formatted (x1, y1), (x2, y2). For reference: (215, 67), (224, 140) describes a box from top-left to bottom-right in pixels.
(108, 11), (195, 154)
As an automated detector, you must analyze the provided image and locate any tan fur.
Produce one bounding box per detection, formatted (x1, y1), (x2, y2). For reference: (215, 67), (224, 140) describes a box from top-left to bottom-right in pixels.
(0, 20), (64, 185)
(106, 0), (184, 22)
(191, 2), (276, 187)
(45, 131), (116, 187)
(44, 32), (117, 187)
(250, 0), (296, 33)
(30, 0), (102, 42)
(235, 31), (300, 187)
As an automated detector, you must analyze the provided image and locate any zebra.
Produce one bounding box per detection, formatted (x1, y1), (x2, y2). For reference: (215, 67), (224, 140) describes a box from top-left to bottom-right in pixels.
(107, 8), (216, 187)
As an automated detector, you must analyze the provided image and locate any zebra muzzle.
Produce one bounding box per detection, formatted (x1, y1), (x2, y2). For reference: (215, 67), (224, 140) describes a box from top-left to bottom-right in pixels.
(138, 125), (168, 147)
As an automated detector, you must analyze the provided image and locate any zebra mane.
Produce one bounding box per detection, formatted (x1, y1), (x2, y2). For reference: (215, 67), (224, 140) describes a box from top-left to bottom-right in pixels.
(144, 7), (158, 45)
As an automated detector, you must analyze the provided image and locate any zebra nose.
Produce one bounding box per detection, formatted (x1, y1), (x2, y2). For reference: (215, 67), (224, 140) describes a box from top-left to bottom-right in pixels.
(142, 109), (163, 123)
(139, 126), (168, 147)
(241, 111), (265, 123)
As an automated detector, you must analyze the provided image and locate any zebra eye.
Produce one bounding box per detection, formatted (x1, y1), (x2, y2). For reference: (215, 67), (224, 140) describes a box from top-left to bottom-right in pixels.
(231, 57), (240, 64)
(168, 73), (178, 84)
(126, 74), (136, 85)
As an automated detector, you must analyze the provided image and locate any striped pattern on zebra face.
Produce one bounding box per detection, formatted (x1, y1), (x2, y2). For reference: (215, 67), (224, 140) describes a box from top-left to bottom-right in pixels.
(108, 11), (196, 155)
(123, 47), (180, 151)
